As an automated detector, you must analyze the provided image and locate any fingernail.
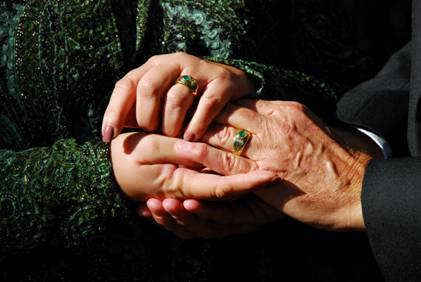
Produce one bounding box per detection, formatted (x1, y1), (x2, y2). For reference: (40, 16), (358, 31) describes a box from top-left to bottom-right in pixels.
(183, 131), (197, 142)
(102, 126), (114, 143)
(146, 198), (165, 214)
(175, 140), (194, 154)
(162, 199), (180, 212)
(183, 199), (200, 211)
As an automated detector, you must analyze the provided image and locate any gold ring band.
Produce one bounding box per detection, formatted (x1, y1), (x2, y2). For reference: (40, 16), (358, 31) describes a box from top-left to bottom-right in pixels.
(233, 129), (251, 155)
(175, 75), (198, 95)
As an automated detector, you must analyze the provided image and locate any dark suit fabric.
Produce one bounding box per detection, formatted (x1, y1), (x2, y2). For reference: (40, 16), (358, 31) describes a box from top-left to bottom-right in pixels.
(336, 2), (421, 281)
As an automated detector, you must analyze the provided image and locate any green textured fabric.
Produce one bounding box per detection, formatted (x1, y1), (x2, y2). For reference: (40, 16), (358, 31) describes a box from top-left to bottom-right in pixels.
(0, 0), (385, 281)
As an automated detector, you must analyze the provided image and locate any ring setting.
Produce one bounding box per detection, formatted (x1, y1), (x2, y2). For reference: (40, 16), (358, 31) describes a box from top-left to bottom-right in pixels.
(233, 129), (251, 155)
(176, 75), (198, 95)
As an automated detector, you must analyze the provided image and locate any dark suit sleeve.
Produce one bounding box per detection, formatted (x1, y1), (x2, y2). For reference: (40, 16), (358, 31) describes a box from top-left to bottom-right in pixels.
(362, 158), (421, 281)
(337, 43), (411, 155)
(337, 44), (421, 281)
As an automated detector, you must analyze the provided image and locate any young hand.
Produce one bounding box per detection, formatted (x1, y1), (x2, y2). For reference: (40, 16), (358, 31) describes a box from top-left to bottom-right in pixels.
(102, 52), (255, 142)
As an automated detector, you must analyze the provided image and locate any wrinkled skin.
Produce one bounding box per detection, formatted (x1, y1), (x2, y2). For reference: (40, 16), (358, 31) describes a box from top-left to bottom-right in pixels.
(144, 100), (383, 235)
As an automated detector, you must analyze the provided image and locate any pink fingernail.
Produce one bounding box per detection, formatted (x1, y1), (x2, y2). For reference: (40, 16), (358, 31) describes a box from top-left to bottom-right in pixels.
(102, 126), (114, 143)
(183, 199), (200, 211)
(183, 131), (197, 142)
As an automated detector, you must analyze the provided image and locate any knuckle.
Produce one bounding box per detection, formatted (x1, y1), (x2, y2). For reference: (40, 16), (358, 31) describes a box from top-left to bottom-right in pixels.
(154, 164), (177, 193)
(217, 68), (235, 81)
(201, 95), (223, 112)
(221, 153), (237, 172)
(215, 126), (232, 146)
(138, 79), (160, 97)
(165, 168), (187, 198)
(147, 55), (161, 66)
(287, 101), (305, 112)
(171, 51), (191, 61)
(166, 90), (185, 109)
(115, 77), (135, 92)
(173, 51), (187, 59)
(193, 143), (209, 161)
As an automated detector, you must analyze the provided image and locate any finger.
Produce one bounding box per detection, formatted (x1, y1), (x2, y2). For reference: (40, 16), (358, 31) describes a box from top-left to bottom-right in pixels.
(215, 103), (265, 133)
(146, 198), (178, 229)
(234, 99), (278, 116)
(102, 65), (152, 142)
(174, 140), (257, 175)
(116, 163), (178, 201)
(201, 124), (262, 159)
(127, 133), (202, 168)
(146, 198), (173, 225)
(162, 84), (195, 137)
(137, 203), (152, 218)
(162, 198), (197, 226)
(184, 82), (233, 141)
(160, 199), (233, 239)
(137, 64), (180, 132)
(147, 199), (197, 239)
(115, 133), (277, 200)
(169, 167), (277, 200)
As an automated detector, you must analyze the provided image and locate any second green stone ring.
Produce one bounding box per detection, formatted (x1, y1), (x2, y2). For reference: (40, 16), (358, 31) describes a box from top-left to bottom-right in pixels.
(233, 129), (252, 156)
(176, 75), (198, 95)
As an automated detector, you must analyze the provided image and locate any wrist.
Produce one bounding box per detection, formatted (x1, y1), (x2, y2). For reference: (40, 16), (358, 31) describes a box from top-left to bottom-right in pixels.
(331, 127), (373, 230)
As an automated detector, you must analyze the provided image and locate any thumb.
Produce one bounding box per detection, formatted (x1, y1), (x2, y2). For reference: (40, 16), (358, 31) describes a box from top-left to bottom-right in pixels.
(173, 168), (278, 199)
(174, 140), (257, 175)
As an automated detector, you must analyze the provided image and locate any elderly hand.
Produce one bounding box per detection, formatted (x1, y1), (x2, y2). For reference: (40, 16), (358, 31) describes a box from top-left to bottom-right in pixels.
(110, 132), (276, 202)
(102, 52), (255, 143)
(148, 100), (383, 232)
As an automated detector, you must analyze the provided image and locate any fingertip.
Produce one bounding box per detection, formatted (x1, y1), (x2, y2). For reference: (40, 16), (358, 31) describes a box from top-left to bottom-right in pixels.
(146, 198), (164, 212)
(183, 199), (201, 212)
(162, 198), (181, 213)
(102, 125), (115, 143)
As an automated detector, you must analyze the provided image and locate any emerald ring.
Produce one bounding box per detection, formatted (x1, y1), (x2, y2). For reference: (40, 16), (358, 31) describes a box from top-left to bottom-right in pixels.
(175, 75), (198, 95)
(233, 129), (251, 156)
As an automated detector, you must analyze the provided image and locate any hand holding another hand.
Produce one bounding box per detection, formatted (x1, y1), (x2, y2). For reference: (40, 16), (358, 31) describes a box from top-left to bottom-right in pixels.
(102, 52), (255, 142)
(148, 100), (383, 234)
(110, 132), (276, 202)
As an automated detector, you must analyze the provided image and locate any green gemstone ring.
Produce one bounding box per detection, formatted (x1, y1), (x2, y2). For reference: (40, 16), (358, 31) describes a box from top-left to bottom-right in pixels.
(233, 129), (251, 155)
(175, 75), (198, 95)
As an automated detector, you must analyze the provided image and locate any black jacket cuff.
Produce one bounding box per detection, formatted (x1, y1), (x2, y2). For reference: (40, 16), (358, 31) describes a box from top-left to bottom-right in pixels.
(363, 158), (421, 281)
